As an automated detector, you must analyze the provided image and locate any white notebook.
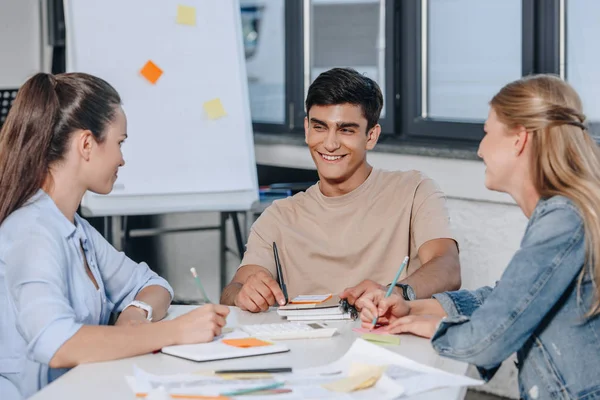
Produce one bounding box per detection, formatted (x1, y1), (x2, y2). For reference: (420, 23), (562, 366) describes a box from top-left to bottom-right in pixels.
(277, 306), (345, 317)
(286, 313), (354, 321)
(161, 331), (289, 362)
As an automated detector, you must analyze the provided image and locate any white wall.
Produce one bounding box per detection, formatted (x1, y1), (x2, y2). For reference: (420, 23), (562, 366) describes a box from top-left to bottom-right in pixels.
(255, 143), (527, 399)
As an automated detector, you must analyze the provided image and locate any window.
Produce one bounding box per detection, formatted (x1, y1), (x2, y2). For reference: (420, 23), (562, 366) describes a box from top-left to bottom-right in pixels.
(566, 0), (600, 128)
(309, 0), (389, 122)
(242, 1), (595, 147)
(427, 0), (522, 122)
(241, 1), (286, 124)
(399, 0), (533, 141)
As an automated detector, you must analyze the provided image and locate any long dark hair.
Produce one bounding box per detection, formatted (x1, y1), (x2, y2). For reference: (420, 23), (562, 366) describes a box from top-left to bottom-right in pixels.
(0, 72), (121, 225)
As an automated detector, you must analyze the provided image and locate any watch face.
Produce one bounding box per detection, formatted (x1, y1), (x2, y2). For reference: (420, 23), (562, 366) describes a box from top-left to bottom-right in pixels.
(405, 285), (416, 301)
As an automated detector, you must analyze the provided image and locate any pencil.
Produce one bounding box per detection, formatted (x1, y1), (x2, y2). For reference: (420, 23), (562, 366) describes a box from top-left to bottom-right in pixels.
(190, 267), (211, 304)
(371, 256), (409, 328)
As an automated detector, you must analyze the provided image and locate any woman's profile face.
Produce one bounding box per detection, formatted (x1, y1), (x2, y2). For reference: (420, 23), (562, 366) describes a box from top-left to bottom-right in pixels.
(87, 107), (127, 195)
(479, 107), (518, 193)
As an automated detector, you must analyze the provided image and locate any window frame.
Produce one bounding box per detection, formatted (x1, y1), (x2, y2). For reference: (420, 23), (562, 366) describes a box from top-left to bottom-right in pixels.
(397, 0), (535, 142)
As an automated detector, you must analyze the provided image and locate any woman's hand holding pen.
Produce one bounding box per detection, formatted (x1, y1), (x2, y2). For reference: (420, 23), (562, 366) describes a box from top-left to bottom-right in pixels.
(169, 304), (230, 344)
(357, 291), (410, 328)
(234, 270), (286, 312)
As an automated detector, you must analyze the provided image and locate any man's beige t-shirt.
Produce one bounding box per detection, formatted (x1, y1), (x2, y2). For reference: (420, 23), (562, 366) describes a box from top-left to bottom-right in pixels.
(240, 169), (456, 299)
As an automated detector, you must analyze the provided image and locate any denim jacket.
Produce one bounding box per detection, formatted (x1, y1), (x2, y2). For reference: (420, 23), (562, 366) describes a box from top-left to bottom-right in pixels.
(432, 196), (600, 400)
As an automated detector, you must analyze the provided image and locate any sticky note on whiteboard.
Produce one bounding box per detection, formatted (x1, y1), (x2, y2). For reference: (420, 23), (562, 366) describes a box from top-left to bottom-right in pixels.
(140, 60), (163, 84)
(176, 5), (196, 26)
(203, 98), (227, 120)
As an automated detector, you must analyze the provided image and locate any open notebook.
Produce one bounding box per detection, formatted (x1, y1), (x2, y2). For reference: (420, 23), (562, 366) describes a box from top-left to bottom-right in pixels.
(161, 331), (289, 362)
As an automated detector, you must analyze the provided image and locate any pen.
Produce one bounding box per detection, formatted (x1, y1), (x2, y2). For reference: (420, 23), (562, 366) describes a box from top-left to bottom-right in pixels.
(220, 381), (285, 396)
(371, 256), (409, 328)
(190, 267), (212, 304)
(272, 242), (289, 304)
(215, 367), (292, 374)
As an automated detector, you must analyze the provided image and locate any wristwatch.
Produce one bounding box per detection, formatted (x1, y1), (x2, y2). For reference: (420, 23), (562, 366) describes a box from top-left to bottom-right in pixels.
(123, 300), (153, 321)
(394, 283), (416, 301)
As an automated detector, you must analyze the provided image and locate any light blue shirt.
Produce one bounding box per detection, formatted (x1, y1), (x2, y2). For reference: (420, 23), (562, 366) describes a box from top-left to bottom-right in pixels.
(0, 190), (173, 399)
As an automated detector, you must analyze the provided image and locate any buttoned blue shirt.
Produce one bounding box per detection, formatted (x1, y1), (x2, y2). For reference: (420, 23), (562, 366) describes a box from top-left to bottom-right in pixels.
(0, 190), (173, 399)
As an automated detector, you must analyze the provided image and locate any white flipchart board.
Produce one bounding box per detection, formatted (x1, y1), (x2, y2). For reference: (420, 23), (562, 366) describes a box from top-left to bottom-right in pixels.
(64, 0), (258, 216)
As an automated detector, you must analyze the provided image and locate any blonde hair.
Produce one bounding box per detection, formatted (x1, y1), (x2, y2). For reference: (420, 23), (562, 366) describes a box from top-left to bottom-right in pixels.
(490, 74), (600, 317)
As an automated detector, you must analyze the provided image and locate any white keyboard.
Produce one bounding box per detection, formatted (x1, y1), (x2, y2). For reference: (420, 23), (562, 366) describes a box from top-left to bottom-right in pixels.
(240, 322), (338, 340)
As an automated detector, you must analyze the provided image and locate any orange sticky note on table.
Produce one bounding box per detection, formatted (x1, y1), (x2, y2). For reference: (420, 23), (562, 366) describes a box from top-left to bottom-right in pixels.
(176, 5), (197, 26)
(140, 60), (163, 84)
(203, 98), (227, 120)
(222, 338), (272, 348)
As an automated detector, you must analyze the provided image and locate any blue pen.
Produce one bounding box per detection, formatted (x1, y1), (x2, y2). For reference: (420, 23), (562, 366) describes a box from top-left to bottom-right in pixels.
(220, 381), (284, 396)
(371, 256), (409, 328)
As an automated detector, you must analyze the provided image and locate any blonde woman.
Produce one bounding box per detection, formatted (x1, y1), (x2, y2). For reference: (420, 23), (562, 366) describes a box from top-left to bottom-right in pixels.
(357, 75), (600, 400)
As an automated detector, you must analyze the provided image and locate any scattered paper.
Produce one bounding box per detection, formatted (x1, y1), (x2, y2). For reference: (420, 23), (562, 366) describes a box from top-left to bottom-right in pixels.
(140, 60), (163, 84)
(221, 338), (272, 348)
(322, 363), (387, 393)
(128, 365), (270, 397)
(290, 294), (333, 304)
(127, 339), (483, 400)
(203, 98), (227, 120)
(176, 5), (196, 26)
(215, 373), (272, 380)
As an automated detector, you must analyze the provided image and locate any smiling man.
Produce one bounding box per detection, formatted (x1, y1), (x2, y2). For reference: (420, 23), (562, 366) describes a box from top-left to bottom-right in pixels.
(220, 68), (461, 312)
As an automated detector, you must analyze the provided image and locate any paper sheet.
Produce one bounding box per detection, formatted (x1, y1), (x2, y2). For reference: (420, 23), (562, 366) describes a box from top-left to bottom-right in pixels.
(127, 339), (483, 399)
(361, 333), (401, 346)
(289, 294), (332, 304)
(176, 5), (196, 26)
(221, 338), (272, 348)
(203, 98), (227, 120)
(322, 363), (387, 392)
(139, 60), (163, 84)
(353, 327), (390, 334)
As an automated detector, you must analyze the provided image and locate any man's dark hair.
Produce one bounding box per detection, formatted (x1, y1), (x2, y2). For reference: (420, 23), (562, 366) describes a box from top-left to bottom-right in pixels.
(305, 67), (384, 132)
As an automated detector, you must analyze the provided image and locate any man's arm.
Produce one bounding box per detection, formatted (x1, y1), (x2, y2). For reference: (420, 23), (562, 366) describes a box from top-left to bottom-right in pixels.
(220, 264), (286, 312)
(220, 264), (266, 305)
(401, 238), (460, 298)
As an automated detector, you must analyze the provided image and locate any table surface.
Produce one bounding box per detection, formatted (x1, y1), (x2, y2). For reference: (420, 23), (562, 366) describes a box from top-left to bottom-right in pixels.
(31, 305), (470, 400)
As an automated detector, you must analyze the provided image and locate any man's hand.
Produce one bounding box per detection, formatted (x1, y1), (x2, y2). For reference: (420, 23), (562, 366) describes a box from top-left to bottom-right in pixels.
(234, 270), (286, 312)
(358, 291), (411, 328)
(115, 306), (150, 326)
(339, 279), (386, 309)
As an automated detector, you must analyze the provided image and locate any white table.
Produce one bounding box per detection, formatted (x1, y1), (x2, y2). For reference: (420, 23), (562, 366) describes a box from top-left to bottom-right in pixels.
(31, 306), (470, 400)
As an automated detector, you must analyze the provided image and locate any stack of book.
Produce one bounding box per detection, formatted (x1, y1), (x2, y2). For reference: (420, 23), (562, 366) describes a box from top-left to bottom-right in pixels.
(276, 294), (357, 321)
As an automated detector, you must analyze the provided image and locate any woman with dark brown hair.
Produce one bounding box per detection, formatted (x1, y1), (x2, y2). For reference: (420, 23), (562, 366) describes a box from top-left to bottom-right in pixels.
(0, 73), (229, 399)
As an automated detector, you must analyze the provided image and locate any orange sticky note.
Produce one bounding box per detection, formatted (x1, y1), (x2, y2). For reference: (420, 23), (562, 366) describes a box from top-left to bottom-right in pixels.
(140, 60), (163, 84)
(176, 5), (197, 26)
(203, 98), (227, 120)
(222, 338), (273, 348)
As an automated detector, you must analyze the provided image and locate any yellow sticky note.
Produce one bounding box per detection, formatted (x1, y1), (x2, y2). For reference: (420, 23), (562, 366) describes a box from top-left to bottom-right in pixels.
(203, 98), (227, 120)
(361, 333), (401, 346)
(221, 338), (272, 348)
(140, 60), (163, 85)
(321, 363), (387, 393)
(177, 5), (196, 26)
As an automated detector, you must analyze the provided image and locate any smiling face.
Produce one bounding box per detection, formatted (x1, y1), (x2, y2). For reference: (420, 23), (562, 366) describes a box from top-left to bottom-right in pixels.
(84, 106), (127, 194)
(305, 103), (380, 192)
(479, 107), (523, 193)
